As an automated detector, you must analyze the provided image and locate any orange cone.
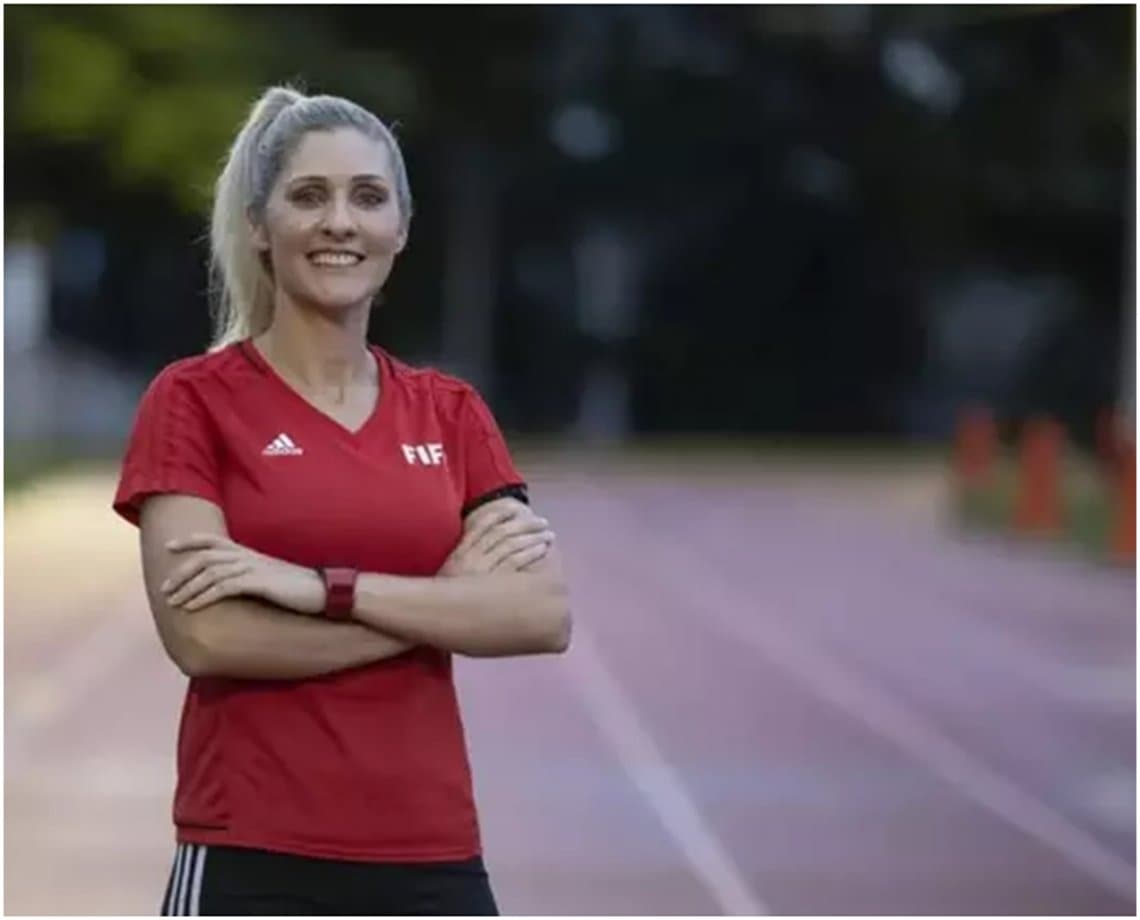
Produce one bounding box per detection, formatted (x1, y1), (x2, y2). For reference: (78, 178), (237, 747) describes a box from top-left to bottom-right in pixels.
(954, 406), (997, 491)
(1095, 407), (1122, 470)
(1013, 417), (1064, 537)
(1109, 437), (1135, 566)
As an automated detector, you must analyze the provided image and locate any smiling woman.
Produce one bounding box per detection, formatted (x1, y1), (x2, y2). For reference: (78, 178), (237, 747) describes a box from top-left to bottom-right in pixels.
(209, 87), (414, 351)
(111, 85), (570, 916)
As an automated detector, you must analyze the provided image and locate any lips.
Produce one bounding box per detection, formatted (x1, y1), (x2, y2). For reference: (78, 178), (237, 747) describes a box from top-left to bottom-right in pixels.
(308, 250), (364, 267)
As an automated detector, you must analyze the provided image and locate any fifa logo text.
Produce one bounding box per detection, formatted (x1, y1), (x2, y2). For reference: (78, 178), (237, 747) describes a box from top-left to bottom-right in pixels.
(402, 443), (446, 466)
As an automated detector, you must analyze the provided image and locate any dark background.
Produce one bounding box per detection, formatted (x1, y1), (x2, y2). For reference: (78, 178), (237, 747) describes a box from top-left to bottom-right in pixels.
(5, 4), (1135, 445)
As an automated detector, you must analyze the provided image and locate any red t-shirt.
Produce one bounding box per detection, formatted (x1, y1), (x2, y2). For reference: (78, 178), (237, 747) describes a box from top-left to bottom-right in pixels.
(113, 340), (527, 862)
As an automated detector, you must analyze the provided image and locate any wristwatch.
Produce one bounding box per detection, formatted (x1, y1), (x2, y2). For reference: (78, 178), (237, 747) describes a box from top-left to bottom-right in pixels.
(320, 567), (358, 620)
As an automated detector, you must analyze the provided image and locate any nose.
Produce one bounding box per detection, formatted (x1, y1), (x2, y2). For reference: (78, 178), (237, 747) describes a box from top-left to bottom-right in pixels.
(320, 192), (357, 239)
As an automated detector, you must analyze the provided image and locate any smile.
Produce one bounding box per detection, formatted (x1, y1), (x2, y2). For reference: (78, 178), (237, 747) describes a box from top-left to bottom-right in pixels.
(308, 251), (364, 267)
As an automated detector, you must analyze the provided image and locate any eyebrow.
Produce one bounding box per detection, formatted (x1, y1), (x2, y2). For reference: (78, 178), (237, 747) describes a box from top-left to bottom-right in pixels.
(286, 174), (390, 186)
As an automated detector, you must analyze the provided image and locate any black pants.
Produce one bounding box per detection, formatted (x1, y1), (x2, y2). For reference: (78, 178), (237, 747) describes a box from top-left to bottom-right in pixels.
(161, 843), (499, 916)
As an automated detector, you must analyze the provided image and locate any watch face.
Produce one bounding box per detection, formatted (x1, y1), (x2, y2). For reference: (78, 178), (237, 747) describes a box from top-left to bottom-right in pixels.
(325, 568), (356, 619)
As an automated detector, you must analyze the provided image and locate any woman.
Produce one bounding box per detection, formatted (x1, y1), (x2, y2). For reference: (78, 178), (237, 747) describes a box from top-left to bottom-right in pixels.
(113, 85), (572, 916)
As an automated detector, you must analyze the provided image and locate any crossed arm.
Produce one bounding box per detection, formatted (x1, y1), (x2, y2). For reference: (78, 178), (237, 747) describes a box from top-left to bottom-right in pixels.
(139, 493), (570, 681)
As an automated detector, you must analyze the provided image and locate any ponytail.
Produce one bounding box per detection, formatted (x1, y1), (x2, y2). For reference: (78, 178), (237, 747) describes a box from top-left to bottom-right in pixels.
(208, 86), (302, 350)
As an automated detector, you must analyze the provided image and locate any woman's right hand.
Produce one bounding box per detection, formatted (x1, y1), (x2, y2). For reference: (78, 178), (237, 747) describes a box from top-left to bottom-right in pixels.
(439, 498), (555, 577)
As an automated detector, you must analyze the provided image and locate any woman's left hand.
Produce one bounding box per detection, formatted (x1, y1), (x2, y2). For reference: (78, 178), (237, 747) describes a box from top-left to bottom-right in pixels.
(162, 534), (325, 615)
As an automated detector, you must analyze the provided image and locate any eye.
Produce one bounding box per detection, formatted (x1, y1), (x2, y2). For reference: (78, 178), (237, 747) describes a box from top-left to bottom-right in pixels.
(354, 186), (388, 208)
(289, 186), (325, 207)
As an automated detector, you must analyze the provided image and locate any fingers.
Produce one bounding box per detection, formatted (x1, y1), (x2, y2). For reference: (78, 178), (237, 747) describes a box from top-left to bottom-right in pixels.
(487, 531), (554, 570)
(161, 549), (235, 595)
(473, 513), (550, 558)
(460, 497), (534, 546)
(459, 504), (520, 554)
(166, 561), (249, 609)
(446, 502), (555, 577)
(491, 538), (552, 572)
(181, 569), (250, 612)
(466, 497), (527, 524)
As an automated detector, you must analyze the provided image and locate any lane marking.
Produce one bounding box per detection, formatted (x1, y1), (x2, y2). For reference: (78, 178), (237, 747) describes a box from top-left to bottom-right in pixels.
(565, 622), (768, 915)
(593, 486), (1136, 902)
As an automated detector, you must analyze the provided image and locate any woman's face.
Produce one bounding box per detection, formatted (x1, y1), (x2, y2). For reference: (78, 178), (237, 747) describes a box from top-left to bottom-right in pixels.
(253, 127), (406, 316)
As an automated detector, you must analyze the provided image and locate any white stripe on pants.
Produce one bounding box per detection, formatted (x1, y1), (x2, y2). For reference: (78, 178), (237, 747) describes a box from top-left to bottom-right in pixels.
(164, 844), (208, 916)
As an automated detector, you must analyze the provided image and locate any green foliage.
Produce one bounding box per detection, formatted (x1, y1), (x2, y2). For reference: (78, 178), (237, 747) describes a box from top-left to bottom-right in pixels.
(115, 84), (252, 211)
(8, 6), (263, 213)
(5, 6), (427, 215)
(18, 20), (132, 141)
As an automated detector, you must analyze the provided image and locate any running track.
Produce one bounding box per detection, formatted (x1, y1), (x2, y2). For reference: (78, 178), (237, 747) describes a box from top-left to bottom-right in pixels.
(4, 458), (1135, 914)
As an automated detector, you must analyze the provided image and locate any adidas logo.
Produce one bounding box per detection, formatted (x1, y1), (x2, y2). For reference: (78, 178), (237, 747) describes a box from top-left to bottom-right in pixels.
(262, 433), (304, 456)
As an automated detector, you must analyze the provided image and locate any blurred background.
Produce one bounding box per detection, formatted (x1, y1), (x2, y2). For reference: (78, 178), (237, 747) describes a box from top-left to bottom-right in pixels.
(4, 3), (1136, 916)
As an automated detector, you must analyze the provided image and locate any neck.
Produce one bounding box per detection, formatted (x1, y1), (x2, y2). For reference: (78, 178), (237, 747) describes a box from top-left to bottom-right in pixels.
(256, 295), (374, 391)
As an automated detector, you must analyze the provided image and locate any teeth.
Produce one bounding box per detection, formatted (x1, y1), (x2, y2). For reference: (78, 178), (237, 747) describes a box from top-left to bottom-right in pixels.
(310, 253), (361, 266)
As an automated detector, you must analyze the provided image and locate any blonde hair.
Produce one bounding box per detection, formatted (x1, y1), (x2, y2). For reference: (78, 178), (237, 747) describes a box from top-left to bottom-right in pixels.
(208, 85), (414, 350)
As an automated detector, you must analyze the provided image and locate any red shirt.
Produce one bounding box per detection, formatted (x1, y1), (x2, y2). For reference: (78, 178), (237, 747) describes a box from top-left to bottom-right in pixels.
(113, 340), (526, 862)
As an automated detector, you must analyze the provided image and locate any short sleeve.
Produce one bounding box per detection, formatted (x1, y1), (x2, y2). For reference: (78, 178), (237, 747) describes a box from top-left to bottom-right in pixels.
(112, 365), (223, 526)
(457, 386), (528, 517)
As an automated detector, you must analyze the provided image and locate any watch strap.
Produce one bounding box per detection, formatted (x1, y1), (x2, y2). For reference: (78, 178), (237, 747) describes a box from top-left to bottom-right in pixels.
(321, 567), (357, 620)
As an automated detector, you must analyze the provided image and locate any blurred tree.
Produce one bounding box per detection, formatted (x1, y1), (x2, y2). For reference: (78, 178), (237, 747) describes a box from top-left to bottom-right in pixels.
(4, 4), (1132, 438)
(5, 5), (424, 217)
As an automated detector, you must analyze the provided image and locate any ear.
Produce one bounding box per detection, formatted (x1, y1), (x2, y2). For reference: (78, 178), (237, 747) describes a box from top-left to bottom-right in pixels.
(395, 228), (409, 255)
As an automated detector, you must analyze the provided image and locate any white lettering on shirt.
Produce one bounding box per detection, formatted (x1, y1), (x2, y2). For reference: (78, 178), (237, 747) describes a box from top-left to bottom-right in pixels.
(402, 443), (445, 465)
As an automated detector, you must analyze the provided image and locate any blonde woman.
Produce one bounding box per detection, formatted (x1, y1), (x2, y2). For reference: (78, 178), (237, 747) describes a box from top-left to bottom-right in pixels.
(114, 86), (571, 916)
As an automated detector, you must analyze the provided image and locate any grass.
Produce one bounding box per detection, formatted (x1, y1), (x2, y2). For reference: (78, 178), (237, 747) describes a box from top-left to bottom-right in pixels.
(4, 440), (123, 496)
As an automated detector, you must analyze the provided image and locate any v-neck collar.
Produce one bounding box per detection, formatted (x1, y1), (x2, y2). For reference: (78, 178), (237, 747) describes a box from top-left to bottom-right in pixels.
(238, 338), (390, 440)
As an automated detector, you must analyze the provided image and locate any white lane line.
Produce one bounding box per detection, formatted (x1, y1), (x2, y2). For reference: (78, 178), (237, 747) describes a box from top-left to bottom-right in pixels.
(596, 488), (1136, 903)
(814, 528), (1136, 706)
(564, 621), (769, 916)
(767, 541), (1135, 708)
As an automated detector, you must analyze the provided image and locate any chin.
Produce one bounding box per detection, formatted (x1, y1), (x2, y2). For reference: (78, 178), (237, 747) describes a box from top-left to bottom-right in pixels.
(300, 281), (383, 314)
(315, 293), (378, 315)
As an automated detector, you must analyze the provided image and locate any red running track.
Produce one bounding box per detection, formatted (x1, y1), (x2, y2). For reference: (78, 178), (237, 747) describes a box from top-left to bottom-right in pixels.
(5, 463), (1135, 914)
